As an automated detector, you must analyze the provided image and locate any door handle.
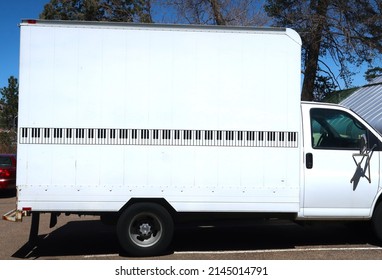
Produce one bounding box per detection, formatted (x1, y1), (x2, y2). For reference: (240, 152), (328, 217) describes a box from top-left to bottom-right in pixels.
(306, 153), (313, 169)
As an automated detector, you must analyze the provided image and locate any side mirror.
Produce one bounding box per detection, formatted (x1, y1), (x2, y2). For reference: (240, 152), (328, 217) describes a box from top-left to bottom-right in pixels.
(359, 134), (368, 154)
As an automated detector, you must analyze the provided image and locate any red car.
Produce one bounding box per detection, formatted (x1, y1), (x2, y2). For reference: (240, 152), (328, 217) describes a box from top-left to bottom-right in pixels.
(0, 154), (16, 191)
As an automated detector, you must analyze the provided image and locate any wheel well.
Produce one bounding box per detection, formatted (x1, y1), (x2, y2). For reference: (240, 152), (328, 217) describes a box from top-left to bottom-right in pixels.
(119, 198), (176, 217)
(373, 194), (382, 216)
(99, 198), (176, 226)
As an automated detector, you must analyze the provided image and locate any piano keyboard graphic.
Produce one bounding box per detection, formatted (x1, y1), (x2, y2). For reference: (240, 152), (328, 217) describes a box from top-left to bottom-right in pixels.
(19, 128), (298, 148)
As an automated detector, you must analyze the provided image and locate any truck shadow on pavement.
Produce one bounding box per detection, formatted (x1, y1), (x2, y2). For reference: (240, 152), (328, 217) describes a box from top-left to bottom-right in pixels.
(12, 219), (378, 259)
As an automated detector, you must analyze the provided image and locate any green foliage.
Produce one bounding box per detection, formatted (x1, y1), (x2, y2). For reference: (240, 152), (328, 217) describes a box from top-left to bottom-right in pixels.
(323, 87), (358, 104)
(0, 76), (18, 153)
(103, 0), (153, 23)
(313, 75), (338, 101)
(0, 76), (18, 130)
(40, 0), (153, 22)
(364, 67), (382, 82)
(40, 0), (102, 20)
(0, 131), (17, 154)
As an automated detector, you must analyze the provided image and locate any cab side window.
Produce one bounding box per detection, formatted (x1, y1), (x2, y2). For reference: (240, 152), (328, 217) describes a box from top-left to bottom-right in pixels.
(310, 108), (367, 150)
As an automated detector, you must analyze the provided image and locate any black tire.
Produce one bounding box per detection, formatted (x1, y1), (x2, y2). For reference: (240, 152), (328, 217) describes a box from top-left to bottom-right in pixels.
(372, 203), (382, 242)
(117, 203), (174, 257)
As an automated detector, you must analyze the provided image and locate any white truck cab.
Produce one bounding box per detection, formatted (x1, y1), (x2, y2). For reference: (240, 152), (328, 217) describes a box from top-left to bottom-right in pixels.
(301, 102), (382, 219)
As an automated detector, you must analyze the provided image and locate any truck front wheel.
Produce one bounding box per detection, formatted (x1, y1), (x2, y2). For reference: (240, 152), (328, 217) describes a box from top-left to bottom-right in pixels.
(372, 203), (382, 242)
(117, 203), (174, 256)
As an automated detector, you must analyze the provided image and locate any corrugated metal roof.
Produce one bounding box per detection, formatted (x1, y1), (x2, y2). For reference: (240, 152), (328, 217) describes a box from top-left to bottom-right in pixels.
(340, 76), (382, 134)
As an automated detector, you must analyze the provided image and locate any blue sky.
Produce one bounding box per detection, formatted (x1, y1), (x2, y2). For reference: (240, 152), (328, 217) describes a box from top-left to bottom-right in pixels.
(0, 0), (48, 88)
(0, 0), (375, 91)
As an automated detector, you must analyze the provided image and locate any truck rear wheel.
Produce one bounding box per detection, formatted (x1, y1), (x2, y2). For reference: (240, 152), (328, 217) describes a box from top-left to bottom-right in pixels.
(372, 203), (382, 242)
(117, 203), (174, 256)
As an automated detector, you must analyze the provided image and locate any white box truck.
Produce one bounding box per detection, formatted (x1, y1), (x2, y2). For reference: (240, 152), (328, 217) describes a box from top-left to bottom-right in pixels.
(4, 19), (382, 256)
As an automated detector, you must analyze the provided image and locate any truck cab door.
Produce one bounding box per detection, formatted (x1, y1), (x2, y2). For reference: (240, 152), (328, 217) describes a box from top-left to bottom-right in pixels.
(302, 104), (380, 218)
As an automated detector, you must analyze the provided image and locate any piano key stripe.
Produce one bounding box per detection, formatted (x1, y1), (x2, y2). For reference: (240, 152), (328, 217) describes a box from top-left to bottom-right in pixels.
(19, 128), (298, 148)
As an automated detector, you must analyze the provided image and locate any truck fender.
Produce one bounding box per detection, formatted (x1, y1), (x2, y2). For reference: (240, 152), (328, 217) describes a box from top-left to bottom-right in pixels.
(118, 198), (177, 218)
(371, 189), (382, 218)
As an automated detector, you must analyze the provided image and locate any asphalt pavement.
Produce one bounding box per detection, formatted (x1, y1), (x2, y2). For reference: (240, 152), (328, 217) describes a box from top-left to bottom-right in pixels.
(1, 192), (382, 260)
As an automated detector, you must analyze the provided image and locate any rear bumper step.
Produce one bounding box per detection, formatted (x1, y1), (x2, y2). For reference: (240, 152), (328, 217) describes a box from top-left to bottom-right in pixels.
(3, 209), (24, 222)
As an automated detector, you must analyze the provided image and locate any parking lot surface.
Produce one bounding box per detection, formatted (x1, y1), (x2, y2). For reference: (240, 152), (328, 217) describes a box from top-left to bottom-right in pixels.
(1, 193), (382, 260)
